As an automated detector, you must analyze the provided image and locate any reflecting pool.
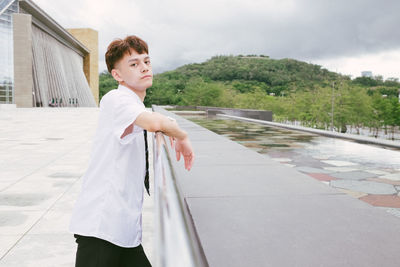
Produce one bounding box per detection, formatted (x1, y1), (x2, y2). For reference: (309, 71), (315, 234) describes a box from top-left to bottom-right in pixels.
(181, 114), (400, 215)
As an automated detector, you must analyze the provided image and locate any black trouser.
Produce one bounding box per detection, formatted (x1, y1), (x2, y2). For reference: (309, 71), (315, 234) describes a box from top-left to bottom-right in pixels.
(74, 234), (152, 267)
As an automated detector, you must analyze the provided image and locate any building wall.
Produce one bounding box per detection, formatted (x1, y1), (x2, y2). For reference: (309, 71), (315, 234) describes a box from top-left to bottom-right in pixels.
(67, 28), (99, 106)
(31, 25), (96, 107)
(361, 71), (373, 78)
(13, 13), (33, 107)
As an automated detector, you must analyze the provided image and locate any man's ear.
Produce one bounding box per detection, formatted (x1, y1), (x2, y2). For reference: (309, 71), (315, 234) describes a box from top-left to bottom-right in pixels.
(111, 68), (123, 83)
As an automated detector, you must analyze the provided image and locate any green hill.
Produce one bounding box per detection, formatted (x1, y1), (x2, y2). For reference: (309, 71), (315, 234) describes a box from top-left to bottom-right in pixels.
(100, 55), (400, 134)
(145, 55), (344, 105)
(171, 55), (340, 88)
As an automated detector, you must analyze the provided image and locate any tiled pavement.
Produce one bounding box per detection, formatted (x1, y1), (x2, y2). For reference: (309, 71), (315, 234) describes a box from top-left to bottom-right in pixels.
(265, 137), (400, 215)
(0, 108), (155, 267)
(284, 157), (400, 213)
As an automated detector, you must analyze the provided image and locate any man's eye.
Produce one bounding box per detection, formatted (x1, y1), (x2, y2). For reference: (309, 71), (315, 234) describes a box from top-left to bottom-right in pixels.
(145, 61), (151, 65)
(131, 63), (137, 67)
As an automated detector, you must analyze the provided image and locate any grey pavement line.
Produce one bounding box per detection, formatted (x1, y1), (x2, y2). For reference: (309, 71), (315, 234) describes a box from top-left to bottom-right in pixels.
(0, 140), (89, 193)
(218, 114), (400, 149)
(0, 176), (81, 261)
(185, 192), (347, 199)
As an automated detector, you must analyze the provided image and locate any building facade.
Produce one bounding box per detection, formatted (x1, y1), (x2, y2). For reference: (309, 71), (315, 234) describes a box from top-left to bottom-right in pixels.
(361, 71), (373, 78)
(0, 0), (98, 107)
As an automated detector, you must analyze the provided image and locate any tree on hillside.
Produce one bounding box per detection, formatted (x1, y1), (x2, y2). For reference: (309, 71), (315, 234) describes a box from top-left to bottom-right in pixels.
(99, 71), (118, 99)
(181, 78), (225, 107)
(99, 55), (400, 138)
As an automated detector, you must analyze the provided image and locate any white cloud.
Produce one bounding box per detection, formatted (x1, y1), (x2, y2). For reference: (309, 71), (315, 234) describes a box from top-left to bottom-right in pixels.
(314, 49), (400, 79)
(32, 0), (400, 79)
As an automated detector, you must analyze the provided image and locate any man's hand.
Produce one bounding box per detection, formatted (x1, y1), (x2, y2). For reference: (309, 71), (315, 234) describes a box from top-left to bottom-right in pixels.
(173, 137), (195, 171)
(135, 111), (194, 170)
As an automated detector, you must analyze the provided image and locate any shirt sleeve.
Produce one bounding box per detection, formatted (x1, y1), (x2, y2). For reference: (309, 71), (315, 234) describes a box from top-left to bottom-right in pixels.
(112, 95), (146, 144)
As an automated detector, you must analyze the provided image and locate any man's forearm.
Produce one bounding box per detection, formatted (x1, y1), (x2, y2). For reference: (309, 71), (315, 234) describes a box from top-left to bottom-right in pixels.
(136, 112), (194, 170)
(135, 111), (188, 140)
(159, 116), (187, 140)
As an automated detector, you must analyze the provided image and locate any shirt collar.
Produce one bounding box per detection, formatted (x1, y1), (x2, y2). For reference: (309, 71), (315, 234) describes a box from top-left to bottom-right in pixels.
(117, 84), (143, 103)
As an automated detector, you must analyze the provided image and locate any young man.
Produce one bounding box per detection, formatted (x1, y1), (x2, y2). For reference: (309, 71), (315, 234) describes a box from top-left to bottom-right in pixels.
(69, 35), (194, 267)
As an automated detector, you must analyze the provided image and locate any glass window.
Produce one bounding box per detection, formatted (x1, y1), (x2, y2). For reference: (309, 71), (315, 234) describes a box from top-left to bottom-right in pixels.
(0, 0), (18, 104)
(0, 0), (13, 12)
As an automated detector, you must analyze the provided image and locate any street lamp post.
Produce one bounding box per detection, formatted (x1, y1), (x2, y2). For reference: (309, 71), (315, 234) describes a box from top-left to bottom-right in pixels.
(331, 81), (335, 131)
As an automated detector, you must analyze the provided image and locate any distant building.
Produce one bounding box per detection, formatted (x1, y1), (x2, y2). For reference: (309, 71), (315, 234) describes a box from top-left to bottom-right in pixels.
(0, 0), (98, 107)
(361, 71), (373, 78)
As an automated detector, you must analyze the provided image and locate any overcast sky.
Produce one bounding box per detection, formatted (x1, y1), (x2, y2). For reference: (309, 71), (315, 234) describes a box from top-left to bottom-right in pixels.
(34, 0), (400, 79)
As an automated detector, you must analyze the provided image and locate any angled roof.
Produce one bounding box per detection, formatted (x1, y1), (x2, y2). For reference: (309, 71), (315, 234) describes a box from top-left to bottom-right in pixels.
(0, 0), (15, 15)
(19, 0), (89, 56)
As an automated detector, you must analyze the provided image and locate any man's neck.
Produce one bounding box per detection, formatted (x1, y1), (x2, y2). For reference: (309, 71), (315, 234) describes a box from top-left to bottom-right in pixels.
(121, 83), (146, 102)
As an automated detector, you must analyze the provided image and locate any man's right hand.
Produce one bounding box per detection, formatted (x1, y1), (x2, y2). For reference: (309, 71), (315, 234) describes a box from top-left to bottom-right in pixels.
(135, 111), (194, 170)
(174, 137), (195, 171)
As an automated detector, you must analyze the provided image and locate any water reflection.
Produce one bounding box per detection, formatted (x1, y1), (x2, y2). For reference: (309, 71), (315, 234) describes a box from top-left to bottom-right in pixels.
(182, 114), (400, 212)
(185, 115), (400, 171)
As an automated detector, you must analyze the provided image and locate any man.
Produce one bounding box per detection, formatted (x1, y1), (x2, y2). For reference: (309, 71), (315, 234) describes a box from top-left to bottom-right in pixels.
(69, 35), (194, 267)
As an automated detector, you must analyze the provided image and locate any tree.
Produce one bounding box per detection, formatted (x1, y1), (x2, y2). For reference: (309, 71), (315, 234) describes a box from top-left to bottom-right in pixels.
(99, 71), (118, 100)
(181, 78), (225, 107)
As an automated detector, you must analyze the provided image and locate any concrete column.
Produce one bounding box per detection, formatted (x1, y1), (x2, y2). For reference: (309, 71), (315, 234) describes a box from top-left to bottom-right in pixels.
(67, 28), (99, 106)
(13, 13), (33, 108)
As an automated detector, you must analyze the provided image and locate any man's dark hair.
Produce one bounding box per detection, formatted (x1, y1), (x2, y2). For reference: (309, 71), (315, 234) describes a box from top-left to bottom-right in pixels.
(105, 35), (149, 73)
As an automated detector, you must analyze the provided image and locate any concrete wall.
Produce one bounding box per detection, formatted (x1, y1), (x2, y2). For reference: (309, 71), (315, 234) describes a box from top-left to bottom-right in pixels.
(67, 28), (99, 106)
(169, 105), (273, 121)
(13, 13), (33, 108)
(205, 107), (272, 121)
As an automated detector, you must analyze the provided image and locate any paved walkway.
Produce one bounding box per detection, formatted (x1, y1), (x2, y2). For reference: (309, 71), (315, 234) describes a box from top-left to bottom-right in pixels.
(158, 107), (400, 267)
(0, 108), (155, 267)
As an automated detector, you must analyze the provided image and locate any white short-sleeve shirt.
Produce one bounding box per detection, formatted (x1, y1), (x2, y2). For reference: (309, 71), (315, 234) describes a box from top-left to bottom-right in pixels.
(69, 84), (148, 248)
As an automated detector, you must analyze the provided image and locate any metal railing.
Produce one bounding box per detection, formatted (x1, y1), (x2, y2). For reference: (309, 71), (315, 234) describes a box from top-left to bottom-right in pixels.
(153, 131), (208, 267)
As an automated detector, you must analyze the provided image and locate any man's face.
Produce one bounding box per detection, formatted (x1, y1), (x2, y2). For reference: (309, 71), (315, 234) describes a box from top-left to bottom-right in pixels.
(112, 49), (153, 91)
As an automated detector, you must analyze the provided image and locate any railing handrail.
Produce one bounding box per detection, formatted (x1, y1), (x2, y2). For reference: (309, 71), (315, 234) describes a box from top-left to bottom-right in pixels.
(153, 131), (208, 267)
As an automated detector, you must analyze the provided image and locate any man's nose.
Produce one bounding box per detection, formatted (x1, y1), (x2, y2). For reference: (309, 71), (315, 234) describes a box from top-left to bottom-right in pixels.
(141, 63), (149, 72)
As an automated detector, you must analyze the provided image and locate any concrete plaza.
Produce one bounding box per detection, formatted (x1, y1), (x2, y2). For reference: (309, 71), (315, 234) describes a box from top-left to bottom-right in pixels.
(0, 107), (155, 266)
(2, 106), (400, 266)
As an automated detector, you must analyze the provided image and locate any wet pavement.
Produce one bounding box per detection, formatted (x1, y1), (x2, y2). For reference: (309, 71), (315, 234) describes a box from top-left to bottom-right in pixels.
(182, 115), (400, 217)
